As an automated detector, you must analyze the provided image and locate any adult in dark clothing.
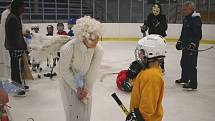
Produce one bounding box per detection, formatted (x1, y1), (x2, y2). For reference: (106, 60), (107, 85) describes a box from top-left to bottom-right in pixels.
(141, 3), (168, 72)
(5, 0), (27, 96)
(144, 3), (168, 37)
(175, 1), (202, 90)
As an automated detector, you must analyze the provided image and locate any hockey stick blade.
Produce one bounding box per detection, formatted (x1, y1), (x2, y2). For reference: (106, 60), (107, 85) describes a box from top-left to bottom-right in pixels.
(198, 46), (214, 52)
(100, 72), (118, 82)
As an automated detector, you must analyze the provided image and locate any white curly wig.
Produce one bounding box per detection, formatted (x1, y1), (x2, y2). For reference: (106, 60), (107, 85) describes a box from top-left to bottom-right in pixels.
(73, 16), (102, 41)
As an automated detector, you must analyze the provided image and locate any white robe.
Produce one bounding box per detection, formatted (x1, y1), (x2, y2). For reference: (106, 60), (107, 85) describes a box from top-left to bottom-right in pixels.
(58, 39), (103, 121)
(0, 9), (10, 79)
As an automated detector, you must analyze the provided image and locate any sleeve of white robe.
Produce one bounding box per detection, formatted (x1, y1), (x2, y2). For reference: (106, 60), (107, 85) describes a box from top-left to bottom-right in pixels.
(85, 45), (104, 92)
(58, 41), (76, 90)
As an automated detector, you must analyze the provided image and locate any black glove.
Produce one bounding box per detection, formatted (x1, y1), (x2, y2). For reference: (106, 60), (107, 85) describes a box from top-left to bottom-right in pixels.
(126, 108), (145, 121)
(186, 42), (196, 52)
(126, 111), (137, 121)
(176, 41), (183, 50)
(140, 25), (148, 33)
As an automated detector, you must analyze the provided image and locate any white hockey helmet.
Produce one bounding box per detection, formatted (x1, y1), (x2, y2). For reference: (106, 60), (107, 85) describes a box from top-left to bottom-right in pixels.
(135, 34), (166, 63)
(31, 24), (39, 30)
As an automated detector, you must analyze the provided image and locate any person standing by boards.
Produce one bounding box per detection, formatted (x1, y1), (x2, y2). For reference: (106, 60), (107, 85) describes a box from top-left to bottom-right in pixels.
(141, 3), (168, 72)
(175, 1), (202, 91)
(4, 0), (29, 96)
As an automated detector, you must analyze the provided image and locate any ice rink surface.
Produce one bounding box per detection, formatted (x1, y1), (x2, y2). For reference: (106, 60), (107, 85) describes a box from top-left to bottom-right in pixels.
(8, 41), (215, 121)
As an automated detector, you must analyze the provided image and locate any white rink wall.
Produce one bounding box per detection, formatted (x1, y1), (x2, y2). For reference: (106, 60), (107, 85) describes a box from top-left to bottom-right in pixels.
(104, 23), (215, 40)
(1, 23), (215, 40)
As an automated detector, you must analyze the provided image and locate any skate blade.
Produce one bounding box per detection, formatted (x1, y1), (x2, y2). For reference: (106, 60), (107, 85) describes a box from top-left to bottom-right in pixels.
(24, 89), (30, 92)
(14, 94), (27, 97)
(175, 82), (186, 85)
(182, 88), (197, 91)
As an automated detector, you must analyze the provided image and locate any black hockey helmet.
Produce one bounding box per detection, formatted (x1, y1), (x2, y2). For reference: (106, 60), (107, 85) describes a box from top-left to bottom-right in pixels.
(57, 22), (64, 27)
(47, 25), (54, 29)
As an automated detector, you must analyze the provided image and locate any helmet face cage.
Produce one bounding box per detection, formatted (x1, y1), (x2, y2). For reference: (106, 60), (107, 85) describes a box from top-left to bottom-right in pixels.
(135, 46), (148, 64)
(31, 25), (39, 31)
(135, 46), (164, 65)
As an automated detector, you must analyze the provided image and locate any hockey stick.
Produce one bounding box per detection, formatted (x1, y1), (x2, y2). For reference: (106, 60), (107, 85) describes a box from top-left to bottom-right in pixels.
(111, 93), (129, 116)
(198, 46), (214, 52)
(100, 72), (118, 82)
(181, 45), (214, 52)
(111, 93), (145, 121)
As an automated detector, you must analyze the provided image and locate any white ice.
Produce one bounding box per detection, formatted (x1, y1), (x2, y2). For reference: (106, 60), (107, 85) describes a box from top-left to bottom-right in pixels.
(8, 41), (215, 121)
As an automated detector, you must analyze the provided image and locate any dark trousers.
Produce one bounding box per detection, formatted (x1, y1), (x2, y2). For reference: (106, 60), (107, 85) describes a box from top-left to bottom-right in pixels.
(180, 50), (198, 88)
(9, 51), (22, 85)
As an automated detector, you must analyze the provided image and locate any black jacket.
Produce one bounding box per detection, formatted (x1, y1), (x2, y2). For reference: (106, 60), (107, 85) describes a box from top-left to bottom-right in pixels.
(146, 13), (168, 37)
(180, 12), (202, 50)
(5, 13), (27, 50)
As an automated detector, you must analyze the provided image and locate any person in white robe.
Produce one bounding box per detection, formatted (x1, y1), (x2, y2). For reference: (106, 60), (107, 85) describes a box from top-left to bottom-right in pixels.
(58, 16), (104, 121)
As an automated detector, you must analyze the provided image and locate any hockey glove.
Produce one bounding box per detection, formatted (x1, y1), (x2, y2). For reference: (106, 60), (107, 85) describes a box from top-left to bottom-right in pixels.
(140, 25), (148, 33)
(126, 111), (137, 121)
(176, 41), (183, 50)
(186, 42), (196, 52)
(126, 108), (145, 121)
(123, 79), (132, 92)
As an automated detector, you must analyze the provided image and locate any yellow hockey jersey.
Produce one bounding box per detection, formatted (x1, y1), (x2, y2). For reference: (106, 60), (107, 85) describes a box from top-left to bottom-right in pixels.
(130, 66), (164, 121)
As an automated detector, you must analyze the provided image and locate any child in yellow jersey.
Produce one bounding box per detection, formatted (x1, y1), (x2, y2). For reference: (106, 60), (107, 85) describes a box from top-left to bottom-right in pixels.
(126, 34), (166, 121)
